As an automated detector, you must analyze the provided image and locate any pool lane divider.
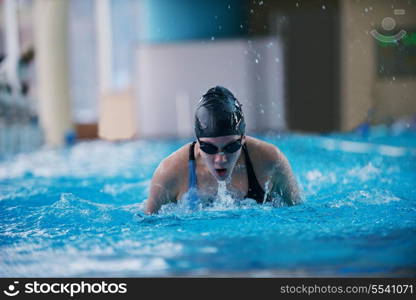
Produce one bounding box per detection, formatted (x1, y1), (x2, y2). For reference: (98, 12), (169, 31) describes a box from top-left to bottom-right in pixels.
(319, 137), (416, 157)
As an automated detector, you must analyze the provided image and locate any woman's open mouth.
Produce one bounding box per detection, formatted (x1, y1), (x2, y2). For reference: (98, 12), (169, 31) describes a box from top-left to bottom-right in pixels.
(215, 168), (227, 177)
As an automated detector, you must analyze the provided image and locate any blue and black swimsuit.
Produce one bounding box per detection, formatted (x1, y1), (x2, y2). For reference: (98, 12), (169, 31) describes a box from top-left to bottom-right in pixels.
(187, 141), (268, 205)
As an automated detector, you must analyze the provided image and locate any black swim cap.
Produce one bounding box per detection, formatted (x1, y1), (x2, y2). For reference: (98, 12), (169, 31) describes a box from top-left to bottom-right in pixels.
(195, 86), (245, 138)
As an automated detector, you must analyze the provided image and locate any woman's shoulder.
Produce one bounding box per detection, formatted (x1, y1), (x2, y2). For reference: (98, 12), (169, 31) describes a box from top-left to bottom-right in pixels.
(244, 136), (288, 171)
(245, 136), (283, 159)
(158, 142), (193, 173)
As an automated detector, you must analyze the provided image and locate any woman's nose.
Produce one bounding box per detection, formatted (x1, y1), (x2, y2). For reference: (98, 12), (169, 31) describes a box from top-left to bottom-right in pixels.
(214, 152), (227, 163)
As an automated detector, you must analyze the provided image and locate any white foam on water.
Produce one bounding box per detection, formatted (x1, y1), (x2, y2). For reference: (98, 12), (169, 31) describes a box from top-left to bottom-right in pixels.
(0, 140), (160, 179)
(101, 180), (150, 196)
(0, 238), (184, 276)
(346, 190), (402, 205)
(0, 184), (48, 201)
(70, 257), (168, 274)
(328, 200), (356, 209)
(303, 169), (337, 195)
(200, 247), (218, 254)
(347, 162), (380, 182)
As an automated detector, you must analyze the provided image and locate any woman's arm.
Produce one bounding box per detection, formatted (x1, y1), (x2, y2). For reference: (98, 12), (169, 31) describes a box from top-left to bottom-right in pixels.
(145, 160), (179, 214)
(268, 149), (303, 206)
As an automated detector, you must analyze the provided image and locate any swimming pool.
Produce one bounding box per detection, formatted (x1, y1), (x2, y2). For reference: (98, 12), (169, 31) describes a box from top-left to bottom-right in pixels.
(1, 126), (415, 277)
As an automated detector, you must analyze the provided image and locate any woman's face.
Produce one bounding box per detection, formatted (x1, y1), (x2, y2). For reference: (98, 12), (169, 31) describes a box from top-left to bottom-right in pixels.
(198, 135), (245, 181)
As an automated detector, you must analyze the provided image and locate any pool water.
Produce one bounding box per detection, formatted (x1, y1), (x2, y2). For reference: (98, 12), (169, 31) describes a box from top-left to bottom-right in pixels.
(1, 127), (415, 277)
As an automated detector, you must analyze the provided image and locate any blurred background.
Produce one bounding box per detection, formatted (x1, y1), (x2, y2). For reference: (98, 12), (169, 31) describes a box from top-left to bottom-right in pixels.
(0, 0), (415, 157)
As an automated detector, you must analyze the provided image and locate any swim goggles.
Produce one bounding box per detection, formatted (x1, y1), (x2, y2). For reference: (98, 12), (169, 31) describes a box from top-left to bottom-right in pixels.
(197, 136), (243, 154)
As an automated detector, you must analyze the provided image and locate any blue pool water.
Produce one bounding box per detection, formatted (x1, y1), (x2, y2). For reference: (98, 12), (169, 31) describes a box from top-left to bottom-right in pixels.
(1, 126), (415, 277)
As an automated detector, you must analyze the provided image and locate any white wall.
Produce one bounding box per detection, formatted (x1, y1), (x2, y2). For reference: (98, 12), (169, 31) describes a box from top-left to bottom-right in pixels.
(134, 36), (286, 138)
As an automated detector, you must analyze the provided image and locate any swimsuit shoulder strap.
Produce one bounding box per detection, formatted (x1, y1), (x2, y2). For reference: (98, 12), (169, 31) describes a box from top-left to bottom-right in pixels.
(188, 141), (197, 189)
(242, 143), (266, 203)
(187, 141), (199, 209)
(189, 141), (196, 161)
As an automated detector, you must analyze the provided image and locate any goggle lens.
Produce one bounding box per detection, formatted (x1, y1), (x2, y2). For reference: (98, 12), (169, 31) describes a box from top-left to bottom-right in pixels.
(198, 137), (243, 154)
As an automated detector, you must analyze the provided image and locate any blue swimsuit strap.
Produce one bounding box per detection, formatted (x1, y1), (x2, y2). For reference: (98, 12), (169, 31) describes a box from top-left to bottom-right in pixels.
(188, 141), (197, 189)
(187, 142), (199, 208)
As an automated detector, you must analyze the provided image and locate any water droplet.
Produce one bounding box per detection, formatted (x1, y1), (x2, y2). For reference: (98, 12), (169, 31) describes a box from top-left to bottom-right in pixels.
(260, 109), (264, 114)
(392, 76), (396, 81)
(240, 24), (244, 29)
(259, 1), (263, 5)
(322, 5), (326, 10)
(364, 8), (368, 13)
(250, 9), (254, 14)
(296, 2), (299, 7)
(211, 36), (215, 41)
(228, 4), (231, 10)
(255, 58), (259, 64)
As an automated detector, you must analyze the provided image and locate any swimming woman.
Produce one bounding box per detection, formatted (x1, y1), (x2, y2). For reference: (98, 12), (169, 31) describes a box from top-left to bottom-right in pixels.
(145, 86), (302, 214)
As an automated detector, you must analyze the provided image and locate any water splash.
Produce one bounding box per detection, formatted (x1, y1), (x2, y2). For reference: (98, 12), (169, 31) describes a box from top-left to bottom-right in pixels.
(347, 189), (402, 205)
(215, 181), (235, 208)
(347, 162), (380, 181)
